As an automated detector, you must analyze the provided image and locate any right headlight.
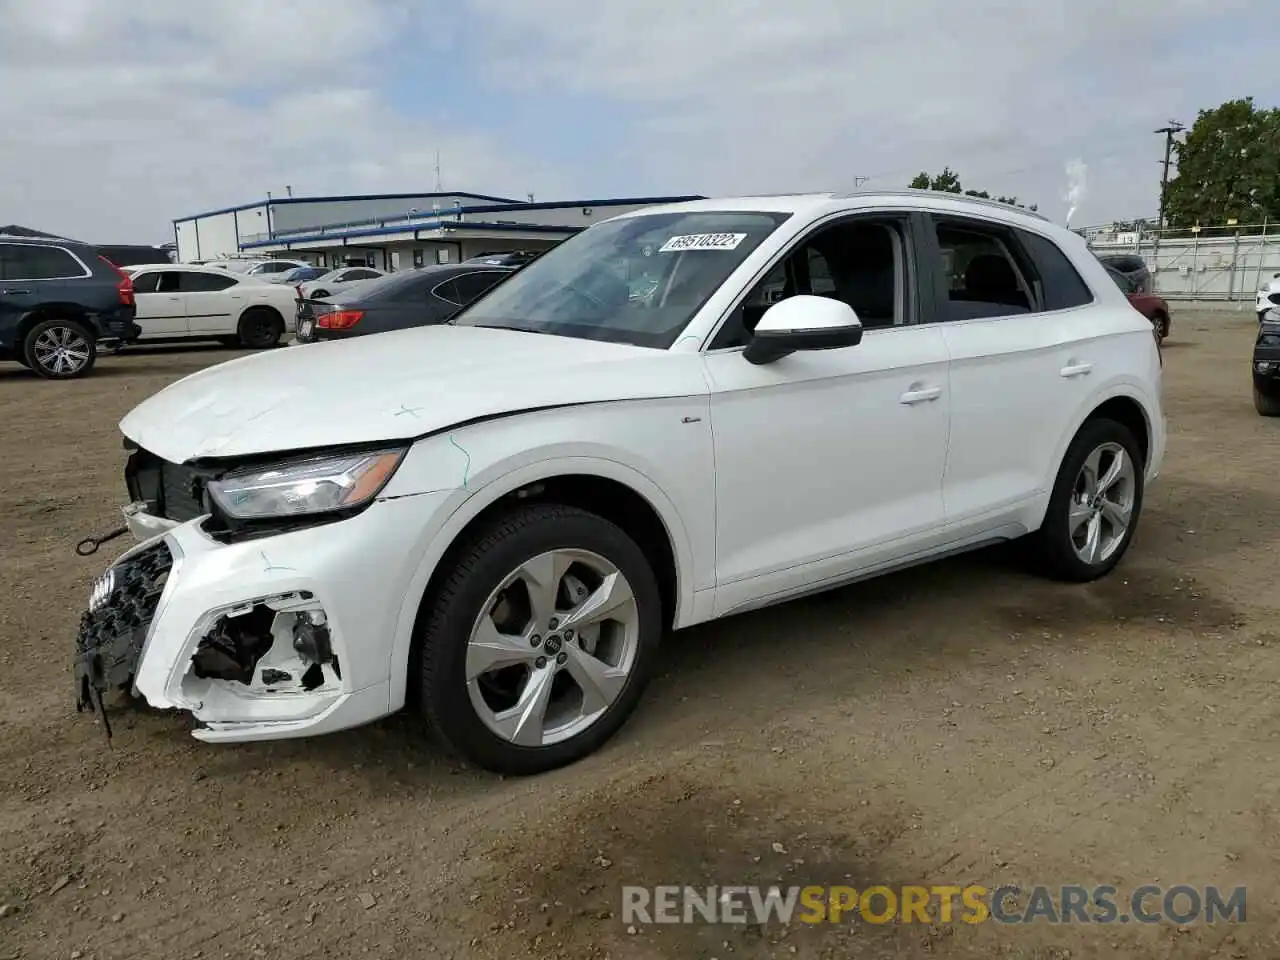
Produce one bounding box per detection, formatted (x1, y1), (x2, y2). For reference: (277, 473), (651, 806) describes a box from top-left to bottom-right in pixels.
(207, 447), (406, 521)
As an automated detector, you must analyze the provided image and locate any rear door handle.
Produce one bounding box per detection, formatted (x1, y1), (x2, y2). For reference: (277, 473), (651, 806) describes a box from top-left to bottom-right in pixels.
(1060, 362), (1093, 378)
(1, 288), (32, 295)
(900, 385), (942, 405)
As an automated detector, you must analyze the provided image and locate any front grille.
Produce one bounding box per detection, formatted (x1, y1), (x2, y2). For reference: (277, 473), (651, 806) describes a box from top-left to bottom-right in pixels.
(74, 540), (174, 704)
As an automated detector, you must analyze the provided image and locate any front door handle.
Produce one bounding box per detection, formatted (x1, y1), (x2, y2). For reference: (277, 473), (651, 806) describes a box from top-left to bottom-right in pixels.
(1060, 361), (1093, 378)
(900, 385), (942, 405)
(1, 288), (32, 295)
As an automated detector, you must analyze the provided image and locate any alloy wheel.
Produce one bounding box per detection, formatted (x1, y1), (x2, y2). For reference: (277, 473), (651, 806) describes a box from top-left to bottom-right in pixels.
(465, 548), (640, 747)
(1068, 441), (1137, 565)
(33, 325), (92, 375)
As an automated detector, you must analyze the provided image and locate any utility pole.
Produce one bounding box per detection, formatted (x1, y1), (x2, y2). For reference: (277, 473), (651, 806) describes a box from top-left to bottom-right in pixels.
(1152, 120), (1184, 263)
(434, 151), (442, 191)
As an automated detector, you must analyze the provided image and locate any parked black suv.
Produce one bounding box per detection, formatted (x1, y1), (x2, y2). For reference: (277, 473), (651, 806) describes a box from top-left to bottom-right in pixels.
(0, 237), (139, 379)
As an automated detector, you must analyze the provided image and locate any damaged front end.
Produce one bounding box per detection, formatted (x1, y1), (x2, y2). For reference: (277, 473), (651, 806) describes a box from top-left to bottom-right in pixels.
(182, 592), (342, 707)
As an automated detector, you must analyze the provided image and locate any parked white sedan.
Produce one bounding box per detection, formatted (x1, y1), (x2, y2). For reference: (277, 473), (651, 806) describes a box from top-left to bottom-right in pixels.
(298, 265), (385, 299)
(80, 191), (1165, 776)
(126, 264), (298, 348)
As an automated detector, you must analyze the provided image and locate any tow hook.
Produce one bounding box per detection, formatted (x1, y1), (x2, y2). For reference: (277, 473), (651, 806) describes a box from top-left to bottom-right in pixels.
(76, 525), (128, 557)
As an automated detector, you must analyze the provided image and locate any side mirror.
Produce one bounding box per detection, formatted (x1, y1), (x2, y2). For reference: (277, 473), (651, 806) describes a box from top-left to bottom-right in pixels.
(743, 295), (864, 365)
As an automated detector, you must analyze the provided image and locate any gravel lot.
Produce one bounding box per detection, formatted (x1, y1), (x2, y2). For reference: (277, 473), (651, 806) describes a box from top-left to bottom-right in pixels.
(3, 312), (1279, 960)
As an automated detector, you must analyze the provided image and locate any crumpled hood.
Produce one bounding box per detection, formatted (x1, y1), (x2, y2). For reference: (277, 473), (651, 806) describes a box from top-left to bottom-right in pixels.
(120, 325), (707, 463)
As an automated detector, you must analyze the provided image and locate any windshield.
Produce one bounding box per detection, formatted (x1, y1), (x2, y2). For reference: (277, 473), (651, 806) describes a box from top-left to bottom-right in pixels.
(450, 210), (792, 348)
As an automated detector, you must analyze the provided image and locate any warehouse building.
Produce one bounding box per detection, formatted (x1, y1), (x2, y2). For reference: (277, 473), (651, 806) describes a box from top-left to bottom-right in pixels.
(172, 190), (704, 271)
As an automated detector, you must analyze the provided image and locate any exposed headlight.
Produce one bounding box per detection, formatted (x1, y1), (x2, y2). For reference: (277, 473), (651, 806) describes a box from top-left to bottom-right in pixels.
(1257, 361), (1275, 374)
(207, 448), (406, 520)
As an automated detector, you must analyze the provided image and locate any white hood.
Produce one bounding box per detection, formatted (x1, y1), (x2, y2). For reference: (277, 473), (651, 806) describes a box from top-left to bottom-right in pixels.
(120, 325), (708, 463)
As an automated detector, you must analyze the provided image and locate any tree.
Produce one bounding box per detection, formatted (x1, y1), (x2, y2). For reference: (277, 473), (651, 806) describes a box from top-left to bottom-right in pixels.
(909, 169), (1038, 211)
(1165, 97), (1280, 228)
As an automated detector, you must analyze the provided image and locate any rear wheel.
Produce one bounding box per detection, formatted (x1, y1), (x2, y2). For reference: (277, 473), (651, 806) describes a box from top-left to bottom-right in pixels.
(1029, 418), (1144, 582)
(416, 503), (663, 775)
(1254, 385), (1280, 417)
(237, 308), (283, 349)
(1152, 311), (1169, 340)
(22, 318), (97, 379)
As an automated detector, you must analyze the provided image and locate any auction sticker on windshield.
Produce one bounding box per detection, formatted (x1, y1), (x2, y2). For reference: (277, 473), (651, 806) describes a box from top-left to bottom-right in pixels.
(659, 233), (747, 252)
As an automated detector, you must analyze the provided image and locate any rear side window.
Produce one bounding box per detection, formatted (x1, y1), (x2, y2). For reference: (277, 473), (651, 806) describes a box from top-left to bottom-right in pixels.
(453, 271), (508, 304)
(179, 272), (237, 292)
(932, 222), (1035, 321)
(432, 277), (463, 305)
(132, 271), (161, 293)
(1016, 229), (1094, 310)
(0, 243), (86, 280)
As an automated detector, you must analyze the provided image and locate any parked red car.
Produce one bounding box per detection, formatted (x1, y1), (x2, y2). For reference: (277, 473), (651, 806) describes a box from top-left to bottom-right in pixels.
(1104, 264), (1169, 341)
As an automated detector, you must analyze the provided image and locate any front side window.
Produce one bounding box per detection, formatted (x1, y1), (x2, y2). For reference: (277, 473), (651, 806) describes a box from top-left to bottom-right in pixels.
(710, 218), (907, 350)
(451, 210), (792, 348)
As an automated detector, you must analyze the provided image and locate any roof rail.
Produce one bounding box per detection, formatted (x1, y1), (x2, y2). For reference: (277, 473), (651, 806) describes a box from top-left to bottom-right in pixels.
(834, 188), (1051, 222)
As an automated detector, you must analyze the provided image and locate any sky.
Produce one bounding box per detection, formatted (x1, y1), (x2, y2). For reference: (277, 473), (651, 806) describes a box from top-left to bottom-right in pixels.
(1, 0), (1277, 243)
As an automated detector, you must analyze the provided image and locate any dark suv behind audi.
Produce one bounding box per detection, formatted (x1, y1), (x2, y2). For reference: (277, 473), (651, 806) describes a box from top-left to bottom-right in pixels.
(0, 237), (139, 378)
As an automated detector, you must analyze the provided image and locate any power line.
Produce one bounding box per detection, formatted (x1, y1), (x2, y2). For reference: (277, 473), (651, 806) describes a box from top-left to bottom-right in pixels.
(1152, 120), (1185, 260)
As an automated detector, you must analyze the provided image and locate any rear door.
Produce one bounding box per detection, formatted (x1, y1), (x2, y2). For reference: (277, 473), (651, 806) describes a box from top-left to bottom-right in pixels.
(180, 271), (239, 334)
(920, 215), (1100, 524)
(131, 270), (188, 337)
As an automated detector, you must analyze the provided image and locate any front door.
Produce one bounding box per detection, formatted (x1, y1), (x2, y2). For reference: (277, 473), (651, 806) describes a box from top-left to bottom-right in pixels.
(130, 270), (188, 337)
(703, 214), (951, 616)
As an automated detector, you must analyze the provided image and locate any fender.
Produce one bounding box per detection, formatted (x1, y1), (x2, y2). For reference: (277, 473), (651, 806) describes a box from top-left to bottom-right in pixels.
(382, 452), (699, 712)
(1036, 374), (1162, 521)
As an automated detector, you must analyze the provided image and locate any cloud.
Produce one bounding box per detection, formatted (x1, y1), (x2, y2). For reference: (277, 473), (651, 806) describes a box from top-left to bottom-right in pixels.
(468, 0), (1278, 224)
(0, 0), (557, 241)
(1, 0), (1276, 241)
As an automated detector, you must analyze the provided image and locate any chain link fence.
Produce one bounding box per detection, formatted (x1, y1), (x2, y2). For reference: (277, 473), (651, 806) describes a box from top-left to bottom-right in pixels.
(1085, 222), (1280, 303)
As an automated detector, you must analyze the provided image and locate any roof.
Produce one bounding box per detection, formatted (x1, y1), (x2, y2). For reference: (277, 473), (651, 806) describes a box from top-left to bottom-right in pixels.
(174, 191), (521, 222)
(607, 190), (1055, 227)
(0, 224), (74, 240)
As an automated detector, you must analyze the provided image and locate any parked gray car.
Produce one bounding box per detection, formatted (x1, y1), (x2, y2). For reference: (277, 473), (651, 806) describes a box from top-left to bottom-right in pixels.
(295, 264), (513, 343)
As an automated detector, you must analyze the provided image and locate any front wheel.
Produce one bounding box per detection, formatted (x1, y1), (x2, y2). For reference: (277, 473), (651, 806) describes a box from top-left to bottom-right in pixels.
(22, 318), (97, 379)
(416, 503), (663, 775)
(1030, 418), (1144, 582)
(1254, 385), (1280, 417)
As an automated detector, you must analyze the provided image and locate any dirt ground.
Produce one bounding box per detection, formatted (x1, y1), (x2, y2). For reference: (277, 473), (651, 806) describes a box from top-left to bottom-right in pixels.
(3, 312), (1280, 959)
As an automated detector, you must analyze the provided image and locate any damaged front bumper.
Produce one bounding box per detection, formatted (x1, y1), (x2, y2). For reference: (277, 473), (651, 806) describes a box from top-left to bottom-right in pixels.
(73, 492), (450, 742)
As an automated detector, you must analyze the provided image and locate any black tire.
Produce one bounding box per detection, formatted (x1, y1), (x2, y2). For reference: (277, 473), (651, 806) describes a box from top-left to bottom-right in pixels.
(237, 308), (283, 349)
(1152, 312), (1169, 340)
(416, 503), (663, 775)
(1254, 386), (1280, 417)
(22, 318), (97, 379)
(1030, 418), (1145, 582)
